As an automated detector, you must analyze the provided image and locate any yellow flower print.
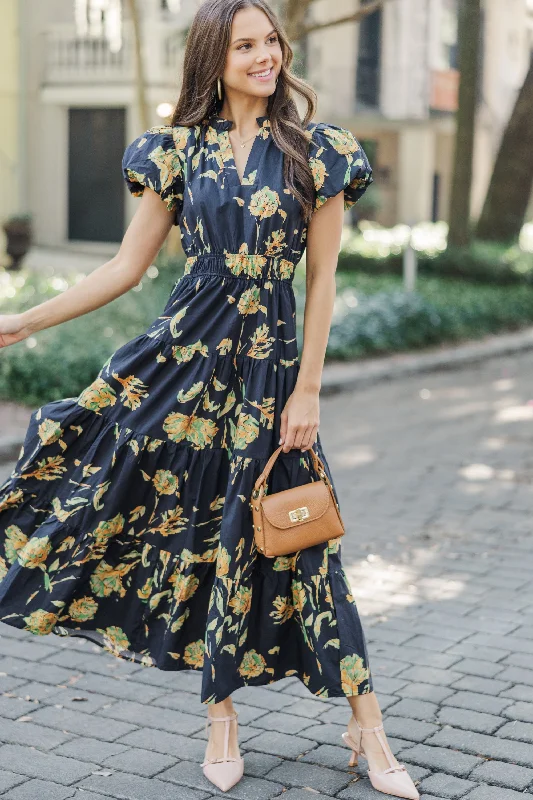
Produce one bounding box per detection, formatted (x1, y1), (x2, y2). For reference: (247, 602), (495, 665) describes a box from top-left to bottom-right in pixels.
(279, 259), (295, 280)
(0, 487), (24, 514)
(309, 156), (328, 194)
(91, 513), (125, 554)
(216, 338), (233, 355)
(237, 286), (263, 316)
(98, 625), (131, 655)
(163, 411), (218, 449)
(24, 609), (58, 635)
(224, 244), (266, 278)
(177, 381), (204, 403)
(4, 525), (28, 564)
(291, 579), (306, 612)
(340, 654), (370, 694)
(77, 377), (117, 414)
(90, 560), (132, 597)
(270, 596), (294, 624)
(18, 535), (52, 569)
(184, 256), (198, 275)
(247, 324), (276, 359)
(228, 585), (252, 616)
(233, 412), (260, 449)
(323, 126), (360, 157)
(169, 571), (200, 603)
(171, 126), (190, 152)
(217, 389), (236, 418)
(23, 455), (67, 483)
(137, 577), (153, 601)
(238, 648), (266, 678)
(153, 469), (179, 495)
(272, 554), (297, 571)
(205, 126), (218, 146)
(0, 556), (8, 582)
(249, 187), (280, 219)
(184, 639), (205, 668)
(264, 229), (286, 256)
(37, 419), (63, 447)
(148, 145), (182, 196)
(112, 373), (150, 411)
(69, 596), (98, 622)
(56, 535), (76, 553)
(172, 340), (209, 363)
(148, 506), (189, 537)
(216, 546), (231, 578)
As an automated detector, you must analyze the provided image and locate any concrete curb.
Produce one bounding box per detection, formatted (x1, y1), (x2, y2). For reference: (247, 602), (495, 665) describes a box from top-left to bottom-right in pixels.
(320, 325), (533, 395)
(1, 326), (533, 464)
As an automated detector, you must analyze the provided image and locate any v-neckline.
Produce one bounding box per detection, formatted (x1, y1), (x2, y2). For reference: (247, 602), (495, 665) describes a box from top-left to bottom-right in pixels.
(210, 114), (269, 187)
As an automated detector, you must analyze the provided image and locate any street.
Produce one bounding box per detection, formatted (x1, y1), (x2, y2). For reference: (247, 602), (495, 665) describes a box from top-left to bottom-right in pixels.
(0, 351), (532, 799)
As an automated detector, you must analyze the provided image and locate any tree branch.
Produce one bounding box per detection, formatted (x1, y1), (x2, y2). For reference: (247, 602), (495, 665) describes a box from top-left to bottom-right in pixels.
(297, 0), (387, 39)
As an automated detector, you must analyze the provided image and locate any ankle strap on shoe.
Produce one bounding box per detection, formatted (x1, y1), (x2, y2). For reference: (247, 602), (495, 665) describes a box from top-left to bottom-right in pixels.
(356, 720), (398, 772)
(205, 710), (238, 762)
(207, 711), (238, 722)
(357, 721), (384, 733)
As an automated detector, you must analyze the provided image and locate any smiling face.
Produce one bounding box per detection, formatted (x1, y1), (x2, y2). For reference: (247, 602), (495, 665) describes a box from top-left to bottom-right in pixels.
(221, 6), (282, 103)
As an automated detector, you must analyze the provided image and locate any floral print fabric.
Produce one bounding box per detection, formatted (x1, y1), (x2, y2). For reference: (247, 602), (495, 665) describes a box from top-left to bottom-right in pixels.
(0, 113), (374, 704)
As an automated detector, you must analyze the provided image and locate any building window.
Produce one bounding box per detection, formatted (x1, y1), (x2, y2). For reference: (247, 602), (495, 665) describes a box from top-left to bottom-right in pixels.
(355, 2), (381, 109)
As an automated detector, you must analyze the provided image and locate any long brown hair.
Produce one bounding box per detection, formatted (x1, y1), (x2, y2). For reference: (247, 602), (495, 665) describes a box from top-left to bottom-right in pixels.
(171, 0), (317, 222)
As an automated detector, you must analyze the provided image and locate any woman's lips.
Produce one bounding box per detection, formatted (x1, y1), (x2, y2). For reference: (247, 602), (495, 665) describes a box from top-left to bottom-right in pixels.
(248, 66), (274, 82)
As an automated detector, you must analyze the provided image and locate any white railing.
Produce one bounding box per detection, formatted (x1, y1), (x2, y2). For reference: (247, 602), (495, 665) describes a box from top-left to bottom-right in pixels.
(43, 22), (182, 86)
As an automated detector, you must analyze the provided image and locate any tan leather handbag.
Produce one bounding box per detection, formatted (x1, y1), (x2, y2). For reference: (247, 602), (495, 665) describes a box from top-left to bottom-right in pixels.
(250, 443), (345, 558)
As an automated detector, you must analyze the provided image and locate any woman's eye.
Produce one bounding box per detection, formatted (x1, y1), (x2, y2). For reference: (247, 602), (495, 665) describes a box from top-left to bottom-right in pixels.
(238, 36), (277, 50)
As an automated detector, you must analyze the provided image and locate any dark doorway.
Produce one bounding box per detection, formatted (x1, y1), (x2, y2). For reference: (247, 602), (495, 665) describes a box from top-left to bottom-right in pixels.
(355, 2), (382, 109)
(68, 107), (125, 242)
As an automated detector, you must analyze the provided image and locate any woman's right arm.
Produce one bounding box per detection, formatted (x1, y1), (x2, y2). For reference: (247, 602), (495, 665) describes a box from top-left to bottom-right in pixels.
(0, 186), (175, 349)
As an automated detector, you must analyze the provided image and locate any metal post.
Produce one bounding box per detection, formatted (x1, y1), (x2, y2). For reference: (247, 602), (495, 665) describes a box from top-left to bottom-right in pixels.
(403, 223), (418, 293)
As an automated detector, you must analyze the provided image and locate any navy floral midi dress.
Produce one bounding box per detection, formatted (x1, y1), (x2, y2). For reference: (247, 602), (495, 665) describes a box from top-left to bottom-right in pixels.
(0, 113), (375, 705)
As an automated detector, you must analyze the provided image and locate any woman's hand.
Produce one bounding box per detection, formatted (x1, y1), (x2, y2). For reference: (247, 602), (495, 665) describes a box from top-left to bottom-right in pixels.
(0, 314), (31, 349)
(279, 387), (320, 453)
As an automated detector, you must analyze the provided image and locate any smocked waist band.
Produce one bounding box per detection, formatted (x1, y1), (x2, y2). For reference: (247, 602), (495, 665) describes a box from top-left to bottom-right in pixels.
(183, 253), (297, 281)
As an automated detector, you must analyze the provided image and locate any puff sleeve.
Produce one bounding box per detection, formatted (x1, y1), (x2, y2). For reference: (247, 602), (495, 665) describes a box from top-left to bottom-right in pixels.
(308, 122), (373, 212)
(122, 125), (186, 224)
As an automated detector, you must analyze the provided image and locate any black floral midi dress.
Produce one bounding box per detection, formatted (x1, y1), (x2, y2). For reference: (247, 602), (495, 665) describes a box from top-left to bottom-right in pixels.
(0, 113), (375, 705)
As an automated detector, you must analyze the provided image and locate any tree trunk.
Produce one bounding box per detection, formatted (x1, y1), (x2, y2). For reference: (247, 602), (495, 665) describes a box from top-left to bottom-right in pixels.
(126, 0), (149, 131)
(476, 52), (533, 244)
(447, 0), (481, 248)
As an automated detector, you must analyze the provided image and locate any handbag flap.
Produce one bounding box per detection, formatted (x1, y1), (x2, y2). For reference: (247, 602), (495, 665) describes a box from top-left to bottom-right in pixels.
(261, 480), (331, 529)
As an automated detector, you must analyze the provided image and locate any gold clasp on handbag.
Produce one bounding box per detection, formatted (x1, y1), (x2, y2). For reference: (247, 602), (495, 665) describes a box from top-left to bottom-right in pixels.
(288, 506), (310, 522)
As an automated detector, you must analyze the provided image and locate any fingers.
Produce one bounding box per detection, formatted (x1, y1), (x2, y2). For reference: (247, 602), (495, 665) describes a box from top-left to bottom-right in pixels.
(300, 424), (319, 451)
(280, 423), (318, 453)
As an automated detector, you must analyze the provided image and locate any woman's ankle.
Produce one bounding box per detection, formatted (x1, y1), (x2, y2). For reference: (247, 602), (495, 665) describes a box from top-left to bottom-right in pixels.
(207, 698), (235, 718)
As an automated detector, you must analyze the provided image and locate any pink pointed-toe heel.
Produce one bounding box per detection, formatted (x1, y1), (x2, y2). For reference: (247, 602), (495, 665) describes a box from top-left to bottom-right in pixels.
(201, 709), (244, 792)
(341, 715), (419, 800)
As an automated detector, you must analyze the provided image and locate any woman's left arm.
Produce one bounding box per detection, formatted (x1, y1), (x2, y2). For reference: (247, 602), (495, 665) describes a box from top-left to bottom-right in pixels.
(279, 190), (345, 454)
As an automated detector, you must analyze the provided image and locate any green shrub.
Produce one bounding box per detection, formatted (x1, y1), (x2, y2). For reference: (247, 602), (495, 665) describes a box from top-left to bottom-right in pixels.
(0, 255), (185, 407)
(338, 226), (533, 285)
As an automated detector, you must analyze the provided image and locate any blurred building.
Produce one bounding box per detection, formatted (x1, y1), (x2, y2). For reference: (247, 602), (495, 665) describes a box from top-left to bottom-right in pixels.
(0, 0), (23, 231)
(305, 0), (533, 227)
(4, 0), (533, 248)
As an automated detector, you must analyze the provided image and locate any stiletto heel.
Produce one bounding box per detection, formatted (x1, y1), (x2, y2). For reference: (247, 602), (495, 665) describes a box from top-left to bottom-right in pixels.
(201, 709), (244, 792)
(341, 715), (419, 800)
(341, 729), (360, 766)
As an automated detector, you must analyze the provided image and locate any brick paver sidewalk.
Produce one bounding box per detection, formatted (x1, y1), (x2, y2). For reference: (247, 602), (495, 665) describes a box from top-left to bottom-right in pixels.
(0, 351), (532, 799)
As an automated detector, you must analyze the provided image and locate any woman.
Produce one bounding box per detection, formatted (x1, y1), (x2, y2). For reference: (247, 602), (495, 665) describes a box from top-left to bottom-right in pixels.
(0, 1), (418, 797)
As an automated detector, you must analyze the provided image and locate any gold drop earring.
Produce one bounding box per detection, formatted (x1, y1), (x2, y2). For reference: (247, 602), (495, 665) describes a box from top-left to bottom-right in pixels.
(217, 77), (223, 101)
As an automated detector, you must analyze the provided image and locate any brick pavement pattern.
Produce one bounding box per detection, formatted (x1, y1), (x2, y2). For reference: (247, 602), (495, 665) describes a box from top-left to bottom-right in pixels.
(0, 351), (532, 799)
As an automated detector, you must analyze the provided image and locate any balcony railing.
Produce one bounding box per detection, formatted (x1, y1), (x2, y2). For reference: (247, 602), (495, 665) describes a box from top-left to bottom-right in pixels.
(43, 22), (182, 86)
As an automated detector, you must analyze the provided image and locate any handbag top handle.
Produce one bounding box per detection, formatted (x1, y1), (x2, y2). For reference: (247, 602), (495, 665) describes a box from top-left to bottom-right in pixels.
(252, 443), (329, 498)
